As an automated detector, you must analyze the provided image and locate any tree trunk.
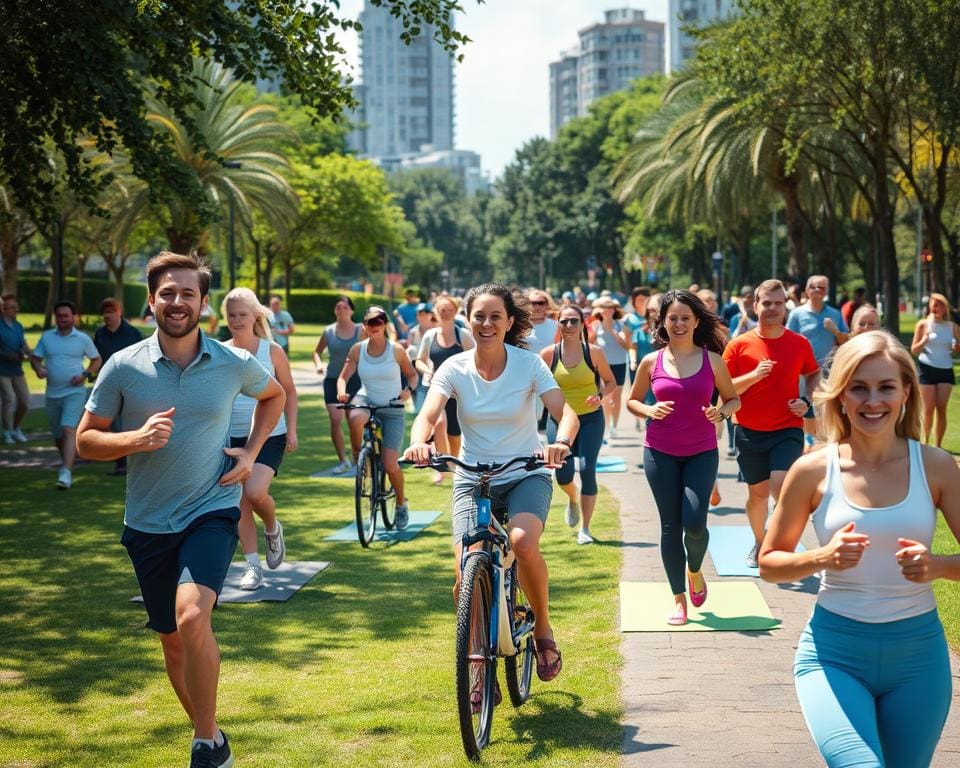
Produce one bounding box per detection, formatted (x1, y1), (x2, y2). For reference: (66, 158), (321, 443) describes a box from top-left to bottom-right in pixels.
(873, 154), (900, 334)
(284, 258), (292, 306)
(1, 228), (19, 296)
(779, 178), (805, 282)
(166, 228), (197, 254)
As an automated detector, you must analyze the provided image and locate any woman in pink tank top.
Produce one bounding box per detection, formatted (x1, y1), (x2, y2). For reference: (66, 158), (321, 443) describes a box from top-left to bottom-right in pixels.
(627, 290), (740, 625)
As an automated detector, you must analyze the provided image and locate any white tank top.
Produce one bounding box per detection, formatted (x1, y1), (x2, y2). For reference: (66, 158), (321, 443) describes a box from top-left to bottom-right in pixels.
(229, 338), (286, 438)
(357, 340), (401, 406)
(812, 440), (936, 623)
(918, 320), (955, 369)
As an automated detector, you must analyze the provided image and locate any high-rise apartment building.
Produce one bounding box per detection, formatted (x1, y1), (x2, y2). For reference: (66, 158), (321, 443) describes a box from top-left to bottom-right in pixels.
(352, 2), (454, 160)
(549, 9), (665, 138)
(667, 0), (737, 73)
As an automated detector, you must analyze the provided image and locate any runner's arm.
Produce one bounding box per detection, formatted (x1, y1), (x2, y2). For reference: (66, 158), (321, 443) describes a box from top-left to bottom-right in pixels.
(271, 343), (298, 452)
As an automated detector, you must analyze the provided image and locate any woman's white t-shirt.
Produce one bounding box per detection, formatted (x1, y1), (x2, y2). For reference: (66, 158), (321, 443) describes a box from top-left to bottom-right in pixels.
(430, 345), (558, 481)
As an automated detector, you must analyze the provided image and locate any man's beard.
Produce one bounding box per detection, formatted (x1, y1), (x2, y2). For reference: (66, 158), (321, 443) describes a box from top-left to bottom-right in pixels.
(156, 309), (200, 339)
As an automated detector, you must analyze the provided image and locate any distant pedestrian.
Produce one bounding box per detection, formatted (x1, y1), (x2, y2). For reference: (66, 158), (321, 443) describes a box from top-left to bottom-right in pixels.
(30, 300), (101, 489)
(223, 288), (298, 591)
(840, 286), (866, 327)
(93, 298), (142, 475)
(77, 252), (286, 768)
(392, 289), (420, 345)
(0, 294), (31, 444)
(590, 296), (630, 439)
(628, 290), (740, 625)
(850, 304), (880, 335)
(787, 275), (848, 449)
(313, 296), (365, 474)
(723, 279), (819, 568)
(910, 292), (960, 448)
(760, 331), (959, 768)
(268, 295), (295, 356)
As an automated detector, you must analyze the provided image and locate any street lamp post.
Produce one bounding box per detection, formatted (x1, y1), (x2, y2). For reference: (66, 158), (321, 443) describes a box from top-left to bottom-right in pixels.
(224, 161), (242, 288)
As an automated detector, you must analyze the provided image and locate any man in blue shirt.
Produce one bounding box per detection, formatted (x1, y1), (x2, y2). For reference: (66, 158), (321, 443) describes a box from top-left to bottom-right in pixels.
(786, 274), (849, 447)
(392, 289), (420, 345)
(0, 293), (31, 444)
(93, 297), (143, 476)
(77, 252), (286, 768)
(268, 295), (295, 356)
(30, 300), (101, 489)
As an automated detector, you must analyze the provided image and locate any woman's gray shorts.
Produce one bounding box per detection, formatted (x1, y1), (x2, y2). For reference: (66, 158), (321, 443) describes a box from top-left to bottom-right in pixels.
(451, 472), (553, 542)
(353, 397), (406, 453)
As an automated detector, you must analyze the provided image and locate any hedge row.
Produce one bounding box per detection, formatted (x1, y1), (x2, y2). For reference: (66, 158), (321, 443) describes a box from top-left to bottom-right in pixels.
(279, 289), (395, 324)
(12, 276), (148, 318)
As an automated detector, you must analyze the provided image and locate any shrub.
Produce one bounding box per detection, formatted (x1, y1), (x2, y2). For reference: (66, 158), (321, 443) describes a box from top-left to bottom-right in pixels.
(13, 275), (147, 318)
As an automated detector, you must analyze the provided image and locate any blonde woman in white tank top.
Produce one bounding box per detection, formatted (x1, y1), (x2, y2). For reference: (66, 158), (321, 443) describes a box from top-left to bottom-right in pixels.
(759, 331), (960, 767)
(223, 288), (299, 590)
(910, 292), (960, 447)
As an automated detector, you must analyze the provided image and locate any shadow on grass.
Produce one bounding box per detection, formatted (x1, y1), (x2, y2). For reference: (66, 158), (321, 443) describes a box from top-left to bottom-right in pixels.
(505, 690), (621, 760)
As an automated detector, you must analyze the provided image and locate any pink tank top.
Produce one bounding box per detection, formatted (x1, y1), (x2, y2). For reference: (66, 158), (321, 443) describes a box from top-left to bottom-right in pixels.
(644, 347), (718, 456)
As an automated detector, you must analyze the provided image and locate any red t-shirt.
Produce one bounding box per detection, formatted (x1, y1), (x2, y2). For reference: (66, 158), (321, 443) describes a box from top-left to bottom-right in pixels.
(722, 328), (819, 432)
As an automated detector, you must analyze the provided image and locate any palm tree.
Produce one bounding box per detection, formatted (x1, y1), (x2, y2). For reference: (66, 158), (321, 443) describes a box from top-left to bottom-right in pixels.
(147, 58), (298, 255)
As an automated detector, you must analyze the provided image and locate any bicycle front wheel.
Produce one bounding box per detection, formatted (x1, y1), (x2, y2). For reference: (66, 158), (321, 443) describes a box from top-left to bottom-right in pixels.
(455, 554), (496, 760)
(379, 457), (396, 530)
(355, 447), (378, 547)
(504, 561), (535, 706)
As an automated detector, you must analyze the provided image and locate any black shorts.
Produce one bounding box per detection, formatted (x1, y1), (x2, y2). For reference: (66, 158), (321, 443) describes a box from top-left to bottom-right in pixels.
(917, 361), (956, 386)
(323, 374), (361, 405)
(229, 433), (287, 475)
(121, 508), (240, 634)
(734, 426), (804, 485)
(609, 363), (627, 386)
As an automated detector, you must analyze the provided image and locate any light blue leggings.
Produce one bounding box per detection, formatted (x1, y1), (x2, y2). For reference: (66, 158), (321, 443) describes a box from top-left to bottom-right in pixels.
(794, 605), (952, 768)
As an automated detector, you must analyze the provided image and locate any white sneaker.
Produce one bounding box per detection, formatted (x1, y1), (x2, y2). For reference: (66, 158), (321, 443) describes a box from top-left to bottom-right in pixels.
(2, 431), (13, 445)
(56, 467), (72, 489)
(564, 499), (581, 527)
(240, 562), (263, 590)
(609, 426), (618, 440)
(745, 543), (760, 569)
(331, 459), (353, 475)
(395, 504), (409, 530)
(11, 428), (27, 443)
(577, 529), (594, 545)
(265, 521), (285, 570)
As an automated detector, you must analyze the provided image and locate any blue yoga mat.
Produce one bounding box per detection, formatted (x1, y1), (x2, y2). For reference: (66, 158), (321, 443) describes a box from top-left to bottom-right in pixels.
(595, 455), (627, 473)
(324, 510), (442, 543)
(707, 525), (805, 577)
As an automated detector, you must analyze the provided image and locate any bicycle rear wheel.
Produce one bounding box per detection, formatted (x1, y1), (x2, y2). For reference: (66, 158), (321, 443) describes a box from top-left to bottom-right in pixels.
(379, 458), (396, 530)
(504, 561), (535, 706)
(355, 446), (378, 547)
(455, 554), (495, 760)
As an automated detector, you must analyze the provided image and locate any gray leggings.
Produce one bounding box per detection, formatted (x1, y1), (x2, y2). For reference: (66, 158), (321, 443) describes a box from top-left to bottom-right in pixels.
(642, 446), (718, 595)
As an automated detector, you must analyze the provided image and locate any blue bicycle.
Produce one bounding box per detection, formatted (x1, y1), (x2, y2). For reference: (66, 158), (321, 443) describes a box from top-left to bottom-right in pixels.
(406, 454), (543, 760)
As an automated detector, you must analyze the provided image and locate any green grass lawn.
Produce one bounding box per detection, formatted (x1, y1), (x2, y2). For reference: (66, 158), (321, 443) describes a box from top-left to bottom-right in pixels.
(0, 396), (624, 768)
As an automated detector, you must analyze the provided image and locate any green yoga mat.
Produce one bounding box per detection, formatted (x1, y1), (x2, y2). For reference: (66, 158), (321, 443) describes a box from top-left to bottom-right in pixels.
(324, 510), (443, 543)
(620, 581), (781, 632)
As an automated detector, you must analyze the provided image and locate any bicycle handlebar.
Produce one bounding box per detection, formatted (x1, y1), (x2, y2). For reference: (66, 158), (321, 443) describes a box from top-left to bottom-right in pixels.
(336, 402), (405, 412)
(400, 454), (546, 475)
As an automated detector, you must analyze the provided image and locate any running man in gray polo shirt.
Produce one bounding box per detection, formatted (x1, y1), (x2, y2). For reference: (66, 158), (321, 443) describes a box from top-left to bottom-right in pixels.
(77, 252), (285, 768)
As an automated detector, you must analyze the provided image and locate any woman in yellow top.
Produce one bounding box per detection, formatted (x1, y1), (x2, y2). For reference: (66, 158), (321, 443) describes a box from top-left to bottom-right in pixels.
(540, 304), (616, 544)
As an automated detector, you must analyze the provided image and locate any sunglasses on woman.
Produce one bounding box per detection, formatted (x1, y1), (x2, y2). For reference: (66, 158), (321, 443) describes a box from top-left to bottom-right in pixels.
(364, 318), (386, 327)
(530, 300), (548, 307)
(558, 317), (581, 326)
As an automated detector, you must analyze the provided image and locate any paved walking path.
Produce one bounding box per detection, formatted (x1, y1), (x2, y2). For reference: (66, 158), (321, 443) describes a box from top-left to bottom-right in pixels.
(598, 428), (960, 767)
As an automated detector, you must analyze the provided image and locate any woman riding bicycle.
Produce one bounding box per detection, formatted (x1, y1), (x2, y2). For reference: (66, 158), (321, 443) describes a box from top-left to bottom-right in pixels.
(405, 283), (579, 683)
(339, 305), (418, 529)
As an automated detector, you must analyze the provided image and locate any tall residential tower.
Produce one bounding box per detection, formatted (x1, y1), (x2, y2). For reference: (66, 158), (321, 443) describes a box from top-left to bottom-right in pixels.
(549, 8), (665, 138)
(667, 0), (737, 73)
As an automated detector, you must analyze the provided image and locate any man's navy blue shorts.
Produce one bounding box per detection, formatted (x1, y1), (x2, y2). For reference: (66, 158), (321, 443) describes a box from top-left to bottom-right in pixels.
(734, 426), (804, 485)
(121, 508), (240, 634)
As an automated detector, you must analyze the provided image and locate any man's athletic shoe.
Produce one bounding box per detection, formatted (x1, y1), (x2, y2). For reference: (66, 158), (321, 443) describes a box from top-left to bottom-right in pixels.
(331, 459), (353, 475)
(189, 730), (233, 768)
(564, 499), (581, 527)
(745, 543), (760, 569)
(395, 504), (409, 530)
(239, 562), (263, 590)
(11, 427), (27, 443)
(265, 522), (285, 569)
(576, 528), (594, 545)
(56, 467), (72, 490)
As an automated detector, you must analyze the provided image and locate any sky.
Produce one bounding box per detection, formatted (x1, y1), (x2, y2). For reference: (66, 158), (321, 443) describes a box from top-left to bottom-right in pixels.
(334, 1), (670, 180)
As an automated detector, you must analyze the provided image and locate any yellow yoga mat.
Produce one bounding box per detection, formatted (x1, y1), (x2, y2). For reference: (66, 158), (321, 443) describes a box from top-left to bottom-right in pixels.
(619, 581), (781, 632)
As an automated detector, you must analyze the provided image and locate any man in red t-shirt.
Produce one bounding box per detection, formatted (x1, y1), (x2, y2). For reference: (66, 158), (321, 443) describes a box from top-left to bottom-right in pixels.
(722, 279), (820, 568)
